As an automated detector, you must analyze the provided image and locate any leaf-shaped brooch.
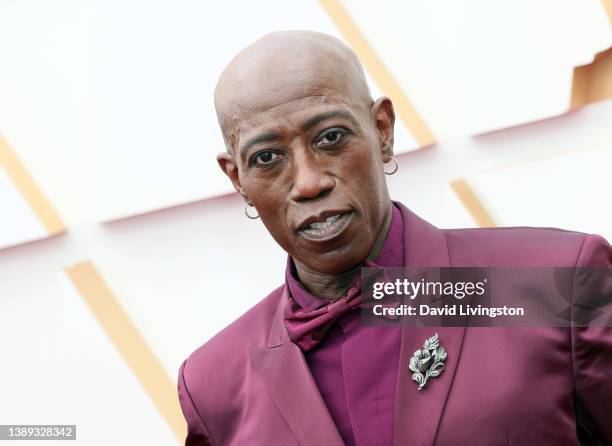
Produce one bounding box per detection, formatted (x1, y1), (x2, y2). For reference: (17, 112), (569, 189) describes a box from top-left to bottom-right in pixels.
(409, 333), (447, 390)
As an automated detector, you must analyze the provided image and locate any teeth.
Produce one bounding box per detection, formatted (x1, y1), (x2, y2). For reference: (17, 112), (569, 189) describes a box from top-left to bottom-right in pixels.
(307, 214), (340, 230)
(298, 212), (351, 240)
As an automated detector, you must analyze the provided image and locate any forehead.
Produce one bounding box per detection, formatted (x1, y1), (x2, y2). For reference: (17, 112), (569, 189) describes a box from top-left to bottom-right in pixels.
(232, 94), (365, 156)
(217, 44), (370, 150)
(241, 91), (358, 128)
(223, 77), (368, 151)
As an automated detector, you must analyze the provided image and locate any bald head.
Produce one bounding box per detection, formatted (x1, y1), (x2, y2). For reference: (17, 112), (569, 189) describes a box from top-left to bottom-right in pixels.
(214, 30), (372, 152)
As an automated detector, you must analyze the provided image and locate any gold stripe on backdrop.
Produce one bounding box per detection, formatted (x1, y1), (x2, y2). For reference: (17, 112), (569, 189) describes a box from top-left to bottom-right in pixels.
(319, 0), (436, 148)
(0, 134), (65, 235)
(65, 261), (186, 443)
(571, 47), (612, 109)
(571, 1), (612, 107)
(601, 0), (612, 23)
(450, 179), (497, 228)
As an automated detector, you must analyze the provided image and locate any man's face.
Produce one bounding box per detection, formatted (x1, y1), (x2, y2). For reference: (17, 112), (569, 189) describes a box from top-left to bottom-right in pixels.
(219, 91), (394, 275)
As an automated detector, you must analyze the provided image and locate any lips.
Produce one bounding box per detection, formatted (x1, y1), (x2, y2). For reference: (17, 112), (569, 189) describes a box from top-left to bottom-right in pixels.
(297, 211), (352, 241)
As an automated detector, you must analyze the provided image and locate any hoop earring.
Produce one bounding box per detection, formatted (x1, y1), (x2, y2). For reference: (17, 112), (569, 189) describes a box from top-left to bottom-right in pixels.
(384, 157), (398, 175)
(245, 203), (259, 219)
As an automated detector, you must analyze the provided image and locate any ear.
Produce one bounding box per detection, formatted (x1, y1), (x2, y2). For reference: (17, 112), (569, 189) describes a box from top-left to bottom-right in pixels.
(217, 151), (249, 202)
(370, 97), (395, 162)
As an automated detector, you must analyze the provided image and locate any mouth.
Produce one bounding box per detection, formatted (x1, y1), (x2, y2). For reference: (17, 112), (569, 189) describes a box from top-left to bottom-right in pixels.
(297, 211), (353, 241)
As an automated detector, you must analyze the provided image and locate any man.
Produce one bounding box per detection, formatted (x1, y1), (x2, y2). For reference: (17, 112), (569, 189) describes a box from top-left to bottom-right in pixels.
(178, 31), (612, 445)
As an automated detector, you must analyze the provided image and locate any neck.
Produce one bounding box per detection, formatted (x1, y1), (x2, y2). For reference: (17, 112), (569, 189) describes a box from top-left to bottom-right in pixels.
(293, 204), (393, 300)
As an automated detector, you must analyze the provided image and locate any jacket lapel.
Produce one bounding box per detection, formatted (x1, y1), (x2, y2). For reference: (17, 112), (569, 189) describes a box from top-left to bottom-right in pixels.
(393, 202), (468, 446)
(249, 286), (344, 446)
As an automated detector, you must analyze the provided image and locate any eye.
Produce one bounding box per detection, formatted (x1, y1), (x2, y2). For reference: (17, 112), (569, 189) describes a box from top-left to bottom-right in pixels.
(251, 150), (281, 167)
(314, 127), (348, 147)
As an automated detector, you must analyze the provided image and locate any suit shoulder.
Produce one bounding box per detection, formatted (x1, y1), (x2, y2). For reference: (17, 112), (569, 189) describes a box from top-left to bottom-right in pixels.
(441, 225), (597, 266)
(184, 283), (284, 371)
(179, 284), (284, 429)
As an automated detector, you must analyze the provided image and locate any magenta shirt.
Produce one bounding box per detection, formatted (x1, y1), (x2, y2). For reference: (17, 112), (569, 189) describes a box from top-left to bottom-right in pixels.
(285, 203), (405, 446)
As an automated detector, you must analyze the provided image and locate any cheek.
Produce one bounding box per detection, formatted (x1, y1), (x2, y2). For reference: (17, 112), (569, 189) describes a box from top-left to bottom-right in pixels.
(248, 186), (292, 241)
(242, 174), (282, 208)
(340, 146), (386, 196)
(339, 149), (388, 240)
(255, 198), (285, 229)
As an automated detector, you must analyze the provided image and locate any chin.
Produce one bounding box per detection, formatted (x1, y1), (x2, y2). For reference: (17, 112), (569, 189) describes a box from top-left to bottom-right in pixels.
(307, 243), (369, 275)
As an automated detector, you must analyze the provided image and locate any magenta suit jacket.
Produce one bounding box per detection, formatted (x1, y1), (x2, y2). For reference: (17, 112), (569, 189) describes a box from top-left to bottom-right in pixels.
(178, 202), (612, 445)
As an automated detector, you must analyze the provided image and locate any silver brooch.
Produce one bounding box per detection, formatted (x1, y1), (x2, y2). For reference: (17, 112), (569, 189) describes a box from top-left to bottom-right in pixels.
(409, 333), (447, 390)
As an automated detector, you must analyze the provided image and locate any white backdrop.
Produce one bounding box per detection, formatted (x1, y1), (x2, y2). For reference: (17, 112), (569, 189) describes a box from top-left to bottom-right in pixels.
(1, 1), (611, 444)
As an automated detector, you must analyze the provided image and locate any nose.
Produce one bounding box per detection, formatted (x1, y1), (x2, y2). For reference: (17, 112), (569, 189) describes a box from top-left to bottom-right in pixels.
(289, 150), (335, 202)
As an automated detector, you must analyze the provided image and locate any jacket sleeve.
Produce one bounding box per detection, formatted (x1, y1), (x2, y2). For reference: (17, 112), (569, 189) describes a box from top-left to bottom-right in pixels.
(178, 359), (214, 446)
(572, 233), (612, 443)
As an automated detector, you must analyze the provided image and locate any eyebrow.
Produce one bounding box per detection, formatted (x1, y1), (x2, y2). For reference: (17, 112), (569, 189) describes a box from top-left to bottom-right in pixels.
(302, 110), (358, 132)
(239, 131), (282, 159)
(238, 109), (358, 159)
